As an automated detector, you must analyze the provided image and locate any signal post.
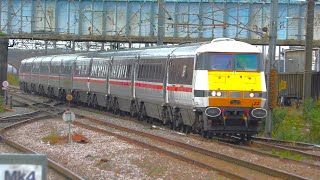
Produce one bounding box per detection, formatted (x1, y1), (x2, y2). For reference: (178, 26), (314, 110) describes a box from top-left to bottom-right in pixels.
(265, 0), (278, 137)
(0, 38), (9, 96)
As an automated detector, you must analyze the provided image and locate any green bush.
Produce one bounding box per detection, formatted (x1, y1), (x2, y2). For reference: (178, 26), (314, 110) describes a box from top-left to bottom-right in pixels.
(264, 99), (320, 144)
(8, 73), (19, 86)
(0, 98), (4, 112)
(302, 99), (320, 144)
(271, 107), (305, 141)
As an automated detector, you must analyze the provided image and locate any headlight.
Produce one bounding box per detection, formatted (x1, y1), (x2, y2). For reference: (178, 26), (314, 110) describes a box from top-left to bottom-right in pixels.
(245, 92), (263, 98)
(209, 91), (225, 97)
(211, 91), (216, 96)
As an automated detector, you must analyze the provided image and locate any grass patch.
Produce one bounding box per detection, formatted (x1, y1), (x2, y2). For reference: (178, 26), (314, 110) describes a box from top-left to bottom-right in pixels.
(135, 159), (167, 177)
(0, 98), (4, 112)
(95, 159), (113, 171)
(41, 133), (65, 145)
(272, 106), (305, 142)
(261, 99), (320, 144)
(271, 150), (306, 161)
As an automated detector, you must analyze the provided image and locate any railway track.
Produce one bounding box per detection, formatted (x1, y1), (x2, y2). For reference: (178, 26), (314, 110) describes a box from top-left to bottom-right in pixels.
(65, 101), (320, 177)
(249, 140), (320, 162)
(7, 89), (316, 179)
(185, 132), (320, 168)
(252, 136), (320, 151)
(71, 96), (320, 169)
(0, 115), (84, 180)
(76, 116), (308, 179)
(8, 91), (246, 179)
(1, 87), (84, 179)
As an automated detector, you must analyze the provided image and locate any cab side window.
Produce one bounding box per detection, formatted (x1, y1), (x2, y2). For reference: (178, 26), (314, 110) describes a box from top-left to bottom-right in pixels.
(168, 57), (194, 85)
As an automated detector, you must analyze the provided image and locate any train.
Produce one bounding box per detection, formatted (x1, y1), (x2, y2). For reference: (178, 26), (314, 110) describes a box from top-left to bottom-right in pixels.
(19, 38), (267, 139)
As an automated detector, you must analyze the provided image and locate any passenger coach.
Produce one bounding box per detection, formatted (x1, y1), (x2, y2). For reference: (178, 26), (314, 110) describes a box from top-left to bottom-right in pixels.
(19, 38), (267, 139)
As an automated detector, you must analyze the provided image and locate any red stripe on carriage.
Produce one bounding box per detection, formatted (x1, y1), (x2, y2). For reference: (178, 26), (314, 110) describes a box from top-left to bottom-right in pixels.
(73, 77), (89, 82)
(89, 79), (106, 84)
(167, 86), (192, 92)
(31, 75), (48, 78)
(109, 80), (132, 86)
(135, 82), (163, 90)
(19, 73), (29, 77)
(60, 76), (72, 80)
(49, 76), (59, 80)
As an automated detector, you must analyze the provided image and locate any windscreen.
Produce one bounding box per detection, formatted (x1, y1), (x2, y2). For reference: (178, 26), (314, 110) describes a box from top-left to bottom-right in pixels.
(196, 53), (260, 71)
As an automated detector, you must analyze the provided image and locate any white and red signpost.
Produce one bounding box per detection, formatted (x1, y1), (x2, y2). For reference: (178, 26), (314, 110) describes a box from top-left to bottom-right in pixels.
(63, 94), (75, 144)
(2, 81), (9, 105)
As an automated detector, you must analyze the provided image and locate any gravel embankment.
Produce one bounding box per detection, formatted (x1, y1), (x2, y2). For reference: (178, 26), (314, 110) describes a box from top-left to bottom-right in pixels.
(70, 107), (320, 180)
(2, 118), (223, 179)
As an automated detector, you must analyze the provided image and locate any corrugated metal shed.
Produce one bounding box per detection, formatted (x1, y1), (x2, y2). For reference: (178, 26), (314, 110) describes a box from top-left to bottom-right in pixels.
(284, 48), (320, 72)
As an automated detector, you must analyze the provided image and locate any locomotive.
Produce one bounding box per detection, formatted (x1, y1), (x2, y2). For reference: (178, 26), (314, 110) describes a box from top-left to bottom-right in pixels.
(19, 38), (267, 139)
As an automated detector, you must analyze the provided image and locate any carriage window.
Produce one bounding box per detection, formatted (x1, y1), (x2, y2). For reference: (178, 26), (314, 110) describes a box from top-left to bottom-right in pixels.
(20, 64), (25, 73)
(50, 62), (60, 75)
(169, 58), (194, 85)
(90, 59), (108, 78)
(137, 61), (164, 82)
(32, 63), (40, 74)
(61, 60), (73, 75)
(111, 64), (119, 78)
(82, 63), (89, 76)
(138, 64), (145, 79)
(181, 65), (187, 78)
(75, 63), (81, 76)
(126, 64), (132, 79)
(118, 64), (122, 78)
(40, 62), (49, 74)
(90, 64), (97, 77)
(26, 64), (32, 72)
(142, 64), (147, 79)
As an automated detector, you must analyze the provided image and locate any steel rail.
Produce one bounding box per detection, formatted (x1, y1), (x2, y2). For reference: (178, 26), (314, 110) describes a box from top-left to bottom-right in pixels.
(0, 115), (84, 180)
(0, 111), (42, 122)
(55, 104), (319, 179)
(0, 96), (84, 180)
(74, 121), (246, 180)
(252, 141), (320, 161)
(80, 116), (307, 180)
(202, 134), (320, 168)
(194, 135), (320, 170)
(252, 136), (320, 151)
(9, 91), (246, 179)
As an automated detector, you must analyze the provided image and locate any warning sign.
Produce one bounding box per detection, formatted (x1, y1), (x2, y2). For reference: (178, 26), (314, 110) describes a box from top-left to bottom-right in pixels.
(279, 80), (287, 90)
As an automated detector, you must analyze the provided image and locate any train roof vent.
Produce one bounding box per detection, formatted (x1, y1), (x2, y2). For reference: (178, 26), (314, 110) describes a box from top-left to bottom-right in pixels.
(211, 38), (235, 43)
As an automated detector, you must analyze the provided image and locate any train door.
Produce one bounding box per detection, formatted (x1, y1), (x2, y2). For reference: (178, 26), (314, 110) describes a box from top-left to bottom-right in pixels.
(31, 57), (42, 93)
(73, 56), (91, 92)
(167, 56), (194, 107)
(39, 56), (55, 95)
(49, 57), (61, 97)
(89, 57), (110, 107)
(60, 56), (77, 94)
